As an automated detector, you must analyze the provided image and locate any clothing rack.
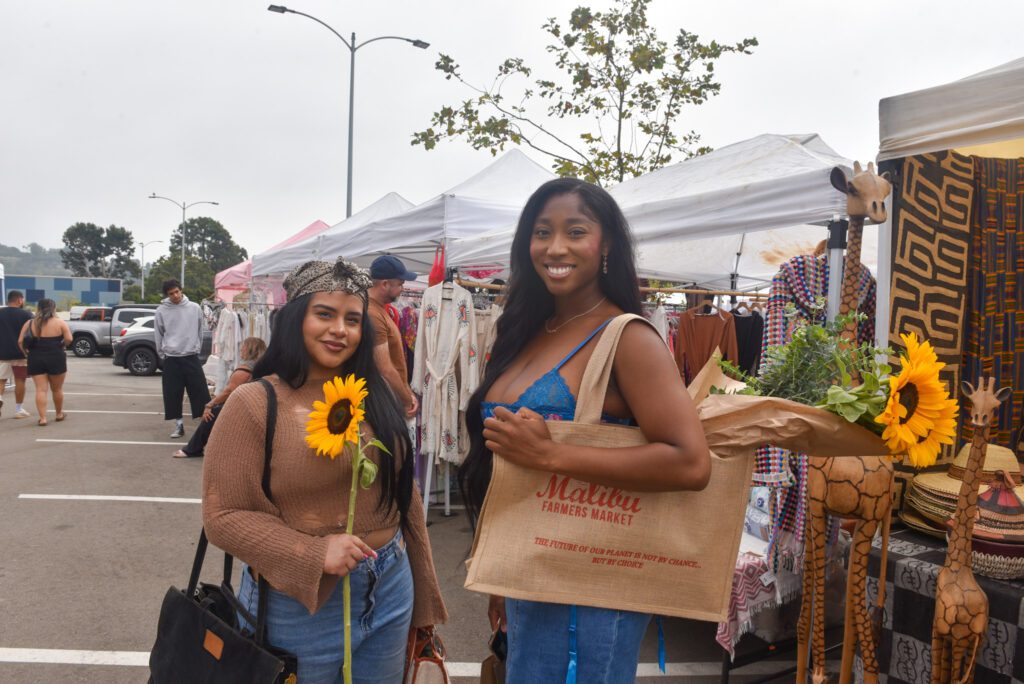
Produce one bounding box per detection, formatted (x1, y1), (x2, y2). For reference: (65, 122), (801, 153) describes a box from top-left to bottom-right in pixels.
(456, 278), (770, 300)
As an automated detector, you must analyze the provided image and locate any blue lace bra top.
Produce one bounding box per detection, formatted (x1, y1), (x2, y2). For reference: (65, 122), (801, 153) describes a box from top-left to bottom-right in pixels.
(481, 318), (633, 426)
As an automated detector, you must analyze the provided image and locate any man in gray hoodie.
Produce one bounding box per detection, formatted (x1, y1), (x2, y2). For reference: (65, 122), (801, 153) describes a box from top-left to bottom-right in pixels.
(154, 279), (210, 439)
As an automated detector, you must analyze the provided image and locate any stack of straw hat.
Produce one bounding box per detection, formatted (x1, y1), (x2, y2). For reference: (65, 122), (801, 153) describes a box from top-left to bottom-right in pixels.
(901, 443), (1024, 579)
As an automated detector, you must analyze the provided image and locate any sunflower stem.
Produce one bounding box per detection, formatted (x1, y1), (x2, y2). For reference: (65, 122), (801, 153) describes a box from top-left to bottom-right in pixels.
(343, 438), (362, 684)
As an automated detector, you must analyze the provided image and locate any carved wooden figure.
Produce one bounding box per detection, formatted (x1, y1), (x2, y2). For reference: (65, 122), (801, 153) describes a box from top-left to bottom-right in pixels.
(796, 161), (893, 684)
(931, 378), (1011, 684)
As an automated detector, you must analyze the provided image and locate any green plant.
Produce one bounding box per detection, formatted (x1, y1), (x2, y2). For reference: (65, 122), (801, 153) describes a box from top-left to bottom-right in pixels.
(719, 304), (892, 433)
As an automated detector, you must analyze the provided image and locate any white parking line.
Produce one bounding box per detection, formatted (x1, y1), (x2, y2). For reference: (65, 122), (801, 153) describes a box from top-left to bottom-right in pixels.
(0, 648), (800, 676)
(37, 439), (180, 446)
(0, 648), (149, 666)
(46, 410), (163, 415)
(62, 392), (163, 397)
(19, 494), (200, 504)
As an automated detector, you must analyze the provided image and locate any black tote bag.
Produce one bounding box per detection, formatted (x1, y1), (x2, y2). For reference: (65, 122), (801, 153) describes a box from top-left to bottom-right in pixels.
(149, 379), (298, 683)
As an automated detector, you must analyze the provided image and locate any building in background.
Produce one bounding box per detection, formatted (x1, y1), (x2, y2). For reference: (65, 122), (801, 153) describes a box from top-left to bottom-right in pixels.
(1, 271), (121, 308)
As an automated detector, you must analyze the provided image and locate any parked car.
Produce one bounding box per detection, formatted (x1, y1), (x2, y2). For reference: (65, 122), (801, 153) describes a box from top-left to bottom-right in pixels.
(119, 315), (155, 336)
(68, 305), (159, 357)
(112, 328), (213, 376)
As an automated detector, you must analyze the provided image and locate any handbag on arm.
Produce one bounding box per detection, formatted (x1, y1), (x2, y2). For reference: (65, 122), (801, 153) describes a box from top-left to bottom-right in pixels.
(148, 379), (299, 683)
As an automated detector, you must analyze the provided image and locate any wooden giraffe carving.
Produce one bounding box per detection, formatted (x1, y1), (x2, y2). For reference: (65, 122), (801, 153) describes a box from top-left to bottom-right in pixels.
(931, 377), (1010, 684)
(796, 161), (893, 684)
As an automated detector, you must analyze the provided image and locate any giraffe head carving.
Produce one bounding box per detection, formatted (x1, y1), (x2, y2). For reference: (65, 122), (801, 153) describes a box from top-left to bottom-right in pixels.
(830, 161), (893, 224)
(961, 377), (1012, 428)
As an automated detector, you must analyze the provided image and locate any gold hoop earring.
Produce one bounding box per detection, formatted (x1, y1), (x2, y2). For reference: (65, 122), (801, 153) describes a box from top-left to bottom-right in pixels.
(602, 254), (608, 274)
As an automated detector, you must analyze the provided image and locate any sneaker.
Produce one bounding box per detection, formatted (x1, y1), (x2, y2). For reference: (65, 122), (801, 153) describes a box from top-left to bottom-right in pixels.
(170, 424), (185, 439)
(14, 408), (30, 419)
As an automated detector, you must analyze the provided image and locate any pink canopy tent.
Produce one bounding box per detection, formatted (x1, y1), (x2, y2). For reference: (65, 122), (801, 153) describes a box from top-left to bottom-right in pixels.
(214, 220), (331, 302)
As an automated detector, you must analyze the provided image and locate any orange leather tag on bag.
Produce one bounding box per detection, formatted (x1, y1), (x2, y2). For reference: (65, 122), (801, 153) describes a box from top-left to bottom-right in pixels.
(203, 629), (224, 660)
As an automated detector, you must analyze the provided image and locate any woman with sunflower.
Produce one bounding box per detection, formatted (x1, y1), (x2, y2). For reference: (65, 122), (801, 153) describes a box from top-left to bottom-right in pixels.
(459, 178), (711, 683)
(202, 258), (447, 684)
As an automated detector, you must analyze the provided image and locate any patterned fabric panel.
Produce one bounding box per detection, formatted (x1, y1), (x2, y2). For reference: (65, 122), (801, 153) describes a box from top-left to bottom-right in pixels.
(857, 528), (1024, 683)
(887, 151), (975, 508)
(961, 157), (1024, 449)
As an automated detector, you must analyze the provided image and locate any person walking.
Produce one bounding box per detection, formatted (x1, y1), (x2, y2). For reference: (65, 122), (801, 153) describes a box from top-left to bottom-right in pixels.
(154, 279), (210, 439)
(172, 336), (266, 458)
(460, 179), (711, 683)
(18, 298), (72, 426)
(0, 290), (34, 418)
(367, 255), (418, 417)
(203, 258), (447, 683)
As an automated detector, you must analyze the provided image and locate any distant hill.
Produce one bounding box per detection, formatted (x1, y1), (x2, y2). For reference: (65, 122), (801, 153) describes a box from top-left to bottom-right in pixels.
(0, 243), (71, 276)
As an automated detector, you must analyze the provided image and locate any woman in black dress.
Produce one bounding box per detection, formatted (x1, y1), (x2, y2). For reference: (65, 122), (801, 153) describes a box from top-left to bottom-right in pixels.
(19, 299), (72, 426)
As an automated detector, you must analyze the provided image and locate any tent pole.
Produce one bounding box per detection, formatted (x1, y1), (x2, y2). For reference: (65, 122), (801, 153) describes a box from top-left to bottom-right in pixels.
(826, 218), (847, 322)
(874, 160), (898, 350)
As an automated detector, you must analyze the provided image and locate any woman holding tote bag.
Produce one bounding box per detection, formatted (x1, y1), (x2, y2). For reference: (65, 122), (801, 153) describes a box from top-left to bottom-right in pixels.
(460, 178), (711, 683)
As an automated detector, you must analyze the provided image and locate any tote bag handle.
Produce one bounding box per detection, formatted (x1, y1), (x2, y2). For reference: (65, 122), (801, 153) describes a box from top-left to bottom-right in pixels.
(185, 378), (278, 646)
(573, 314), (651, 425)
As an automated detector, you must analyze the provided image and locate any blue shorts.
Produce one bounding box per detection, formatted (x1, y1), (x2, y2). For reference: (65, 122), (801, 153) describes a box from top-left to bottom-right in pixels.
(238, 529), (413, 684)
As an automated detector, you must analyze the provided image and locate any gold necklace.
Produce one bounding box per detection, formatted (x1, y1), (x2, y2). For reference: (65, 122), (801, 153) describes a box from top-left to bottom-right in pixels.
(544, 297), (607, 334)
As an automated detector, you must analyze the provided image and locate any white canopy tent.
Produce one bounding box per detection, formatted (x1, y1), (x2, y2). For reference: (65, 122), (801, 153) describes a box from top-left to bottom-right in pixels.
(878, 57), (1024, 162)
(450, 134), (875, 288)
(273, 149), (556, 275)
(252, 192), (414, 277)
(873, 56), (1024, 348)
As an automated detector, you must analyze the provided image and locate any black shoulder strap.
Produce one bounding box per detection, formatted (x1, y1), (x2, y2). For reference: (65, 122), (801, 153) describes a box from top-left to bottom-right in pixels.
(255, 377), (277, 644)
(259, 378), (277, 500)
(191, 378), (279, 645)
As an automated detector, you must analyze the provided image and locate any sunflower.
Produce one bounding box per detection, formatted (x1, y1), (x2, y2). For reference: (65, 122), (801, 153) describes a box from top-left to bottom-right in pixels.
(305, 375), (368, 458)
(875, 333), (958, 467)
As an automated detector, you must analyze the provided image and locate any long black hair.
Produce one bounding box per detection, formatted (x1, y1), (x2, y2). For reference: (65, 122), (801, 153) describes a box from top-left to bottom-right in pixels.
(254, 292), (414, 528)
(458, 178), (643, 521)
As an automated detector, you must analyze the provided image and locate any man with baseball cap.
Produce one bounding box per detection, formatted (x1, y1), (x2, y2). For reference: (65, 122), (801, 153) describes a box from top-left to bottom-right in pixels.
(368, 255), (418, 417)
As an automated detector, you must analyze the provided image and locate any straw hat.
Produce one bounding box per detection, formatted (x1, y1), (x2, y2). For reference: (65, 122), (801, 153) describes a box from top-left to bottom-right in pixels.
(912, 443), (1019, 498)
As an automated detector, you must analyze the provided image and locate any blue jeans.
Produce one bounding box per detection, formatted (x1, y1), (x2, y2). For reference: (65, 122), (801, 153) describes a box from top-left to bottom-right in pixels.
(238, 529), (413, 684)
(505, 598), (651, 684)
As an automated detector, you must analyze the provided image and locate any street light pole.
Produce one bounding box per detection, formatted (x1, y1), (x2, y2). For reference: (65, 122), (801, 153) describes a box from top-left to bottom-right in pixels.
(147, 194), (219, 291)
(267, 5), (429, 218)
(138, 240), (163, 301)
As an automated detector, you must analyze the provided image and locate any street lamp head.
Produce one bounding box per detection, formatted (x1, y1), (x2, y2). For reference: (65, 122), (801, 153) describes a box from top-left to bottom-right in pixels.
(267, 5), (289, 13)
(148, 193), (157, 198)
(411, 39), (430, 49)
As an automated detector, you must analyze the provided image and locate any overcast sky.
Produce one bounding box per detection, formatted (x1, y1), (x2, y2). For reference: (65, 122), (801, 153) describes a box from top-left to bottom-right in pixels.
(2, 1), (1022, 264)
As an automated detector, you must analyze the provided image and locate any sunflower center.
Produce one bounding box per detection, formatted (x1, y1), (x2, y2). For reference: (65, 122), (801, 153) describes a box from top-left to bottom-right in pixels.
(898, 383), (920, 423)
(327, 399), (353, 435)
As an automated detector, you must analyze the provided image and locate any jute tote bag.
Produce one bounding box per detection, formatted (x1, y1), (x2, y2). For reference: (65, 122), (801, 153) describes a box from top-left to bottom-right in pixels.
(465, 314), (888, 621)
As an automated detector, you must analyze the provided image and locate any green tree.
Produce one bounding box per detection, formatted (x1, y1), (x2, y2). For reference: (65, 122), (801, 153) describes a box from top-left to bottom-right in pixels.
(60, 222), (138, 279)
(412, 0), (756, 184)
(167, 217), (247, 274)
(145, 255), (215, 303)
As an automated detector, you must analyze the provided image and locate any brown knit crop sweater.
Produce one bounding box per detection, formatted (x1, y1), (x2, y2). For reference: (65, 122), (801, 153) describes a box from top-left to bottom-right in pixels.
(202, 375), (447, 626)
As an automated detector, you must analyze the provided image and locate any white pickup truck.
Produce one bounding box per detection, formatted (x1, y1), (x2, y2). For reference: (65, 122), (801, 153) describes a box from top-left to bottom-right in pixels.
(67, 305), (159, 357)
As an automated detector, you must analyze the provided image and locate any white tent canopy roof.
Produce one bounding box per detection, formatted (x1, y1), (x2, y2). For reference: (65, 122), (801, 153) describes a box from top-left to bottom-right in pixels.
(878, 57), (1024, 161)
(292, 149), (556, 274)
(450, 134), (856, 287)
(252, 192), (414, 277)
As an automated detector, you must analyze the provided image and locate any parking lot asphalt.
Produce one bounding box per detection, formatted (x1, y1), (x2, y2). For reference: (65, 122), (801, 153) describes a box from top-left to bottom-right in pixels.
(0, 355), (801, 682)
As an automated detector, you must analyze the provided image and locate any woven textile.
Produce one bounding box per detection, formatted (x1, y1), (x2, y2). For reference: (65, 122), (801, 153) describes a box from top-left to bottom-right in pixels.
(756, 254), (875, 570)
(961, 157), (1024, 448)
(858, 528), (1024, 683)
(887, 152), (975, 508)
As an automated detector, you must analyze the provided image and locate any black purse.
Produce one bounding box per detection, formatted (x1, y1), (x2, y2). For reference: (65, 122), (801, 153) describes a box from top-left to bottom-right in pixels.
(149, 379), (299, 683)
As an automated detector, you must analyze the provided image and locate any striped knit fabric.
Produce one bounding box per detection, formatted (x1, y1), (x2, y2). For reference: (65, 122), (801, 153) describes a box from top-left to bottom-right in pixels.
(961, 158), (1024, 448)
(756, 254), (875, 571)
